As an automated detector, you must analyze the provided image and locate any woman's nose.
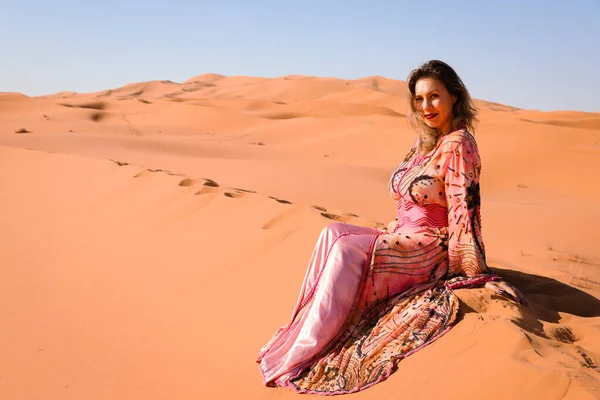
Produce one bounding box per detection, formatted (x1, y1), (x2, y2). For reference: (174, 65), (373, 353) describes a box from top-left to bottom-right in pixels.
(422, 97), (432, 110)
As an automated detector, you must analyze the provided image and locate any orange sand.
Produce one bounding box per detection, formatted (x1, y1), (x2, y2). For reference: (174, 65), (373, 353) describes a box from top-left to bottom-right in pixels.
(0, 74), (599, 399)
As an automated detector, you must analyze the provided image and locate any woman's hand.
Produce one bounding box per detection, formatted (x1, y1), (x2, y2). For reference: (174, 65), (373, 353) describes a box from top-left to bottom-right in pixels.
(484, 280), (528, 306)
(387, 220), (400, 233)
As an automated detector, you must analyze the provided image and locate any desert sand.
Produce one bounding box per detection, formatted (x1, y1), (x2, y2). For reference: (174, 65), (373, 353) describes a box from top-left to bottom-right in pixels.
(0, 74), (599, 399)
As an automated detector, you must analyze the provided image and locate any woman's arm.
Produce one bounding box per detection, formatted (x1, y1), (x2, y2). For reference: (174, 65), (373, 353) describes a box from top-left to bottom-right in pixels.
(443, 134), (488, 277)
(443, 133), (527, 305)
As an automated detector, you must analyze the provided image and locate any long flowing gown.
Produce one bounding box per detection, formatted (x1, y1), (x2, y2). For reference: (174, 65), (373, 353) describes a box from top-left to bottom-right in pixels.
(257, 128), (497, 395)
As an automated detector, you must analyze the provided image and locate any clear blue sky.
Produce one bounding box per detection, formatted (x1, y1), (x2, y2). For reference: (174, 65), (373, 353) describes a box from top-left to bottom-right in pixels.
(1, 0), (599, 112)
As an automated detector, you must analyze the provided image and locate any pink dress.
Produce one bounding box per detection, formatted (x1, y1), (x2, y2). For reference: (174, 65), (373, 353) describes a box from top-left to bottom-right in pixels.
(257, 129), (494, 395)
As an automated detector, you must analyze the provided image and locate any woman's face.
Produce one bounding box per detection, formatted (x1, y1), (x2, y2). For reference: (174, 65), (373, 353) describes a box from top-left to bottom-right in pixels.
(413, 78), (456, 134)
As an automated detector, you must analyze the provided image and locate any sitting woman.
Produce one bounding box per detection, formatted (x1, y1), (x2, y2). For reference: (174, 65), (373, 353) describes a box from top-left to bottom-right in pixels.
(257, 60), (526, 395)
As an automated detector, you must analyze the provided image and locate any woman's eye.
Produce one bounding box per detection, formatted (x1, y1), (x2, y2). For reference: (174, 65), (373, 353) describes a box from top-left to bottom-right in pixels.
(431, 94), (438, 98)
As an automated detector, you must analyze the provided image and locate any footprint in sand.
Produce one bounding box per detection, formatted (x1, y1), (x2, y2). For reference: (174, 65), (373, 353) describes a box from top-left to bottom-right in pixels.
(134, 168), (182, 177)
(110, 159), (129, 167)
(268, 196), (292, 204)
(320, 212), (386, 230)
(548, 326), (577, 344)
(150, 169), (181, 176)
(320, 212), (348, 222)
(232, 188), (256, 193)
(224, 191), (247, 199)
(187, 178), (221, 193)
(576, 346), (599, 370)
(311, 205), (327, 212)
(178, 178), (198, 187)
(203, 179), (219, 188)
(193, 179), (221, 195)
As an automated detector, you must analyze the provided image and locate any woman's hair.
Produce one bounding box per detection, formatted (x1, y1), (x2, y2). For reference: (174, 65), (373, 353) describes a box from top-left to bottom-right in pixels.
(406, 60), (478, 150)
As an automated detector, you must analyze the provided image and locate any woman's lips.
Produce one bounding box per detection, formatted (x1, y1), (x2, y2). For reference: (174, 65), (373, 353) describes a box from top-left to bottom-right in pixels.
(424, 113), (438, 120)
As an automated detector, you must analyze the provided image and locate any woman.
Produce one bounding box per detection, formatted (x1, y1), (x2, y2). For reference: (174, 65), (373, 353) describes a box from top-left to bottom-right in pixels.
(257, 60), (526, 395)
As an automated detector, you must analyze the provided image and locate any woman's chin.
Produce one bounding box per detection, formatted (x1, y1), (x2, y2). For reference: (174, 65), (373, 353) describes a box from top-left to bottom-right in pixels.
(422, 121), (439, 130)
(421, 120), (449, 133)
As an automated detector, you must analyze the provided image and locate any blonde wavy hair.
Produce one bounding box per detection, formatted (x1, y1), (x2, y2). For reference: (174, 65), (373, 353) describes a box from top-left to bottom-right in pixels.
(406, 60), (478, 152)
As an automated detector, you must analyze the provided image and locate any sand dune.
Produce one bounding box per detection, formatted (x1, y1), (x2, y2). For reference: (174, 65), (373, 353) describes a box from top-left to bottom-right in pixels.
(520, 114), (600, 131)
(182, 73), (226, 84)
(0, 74), (599, 399)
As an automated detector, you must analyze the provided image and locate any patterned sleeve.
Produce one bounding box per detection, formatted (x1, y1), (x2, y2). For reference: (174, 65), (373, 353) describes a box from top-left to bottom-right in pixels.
(443, 134), (489, 277)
